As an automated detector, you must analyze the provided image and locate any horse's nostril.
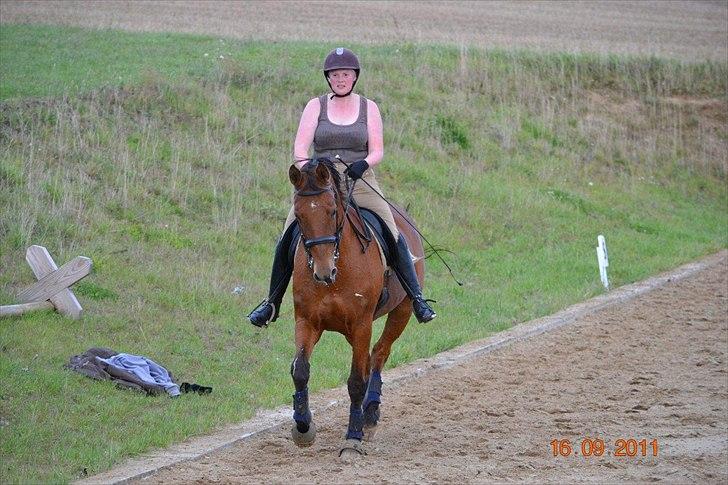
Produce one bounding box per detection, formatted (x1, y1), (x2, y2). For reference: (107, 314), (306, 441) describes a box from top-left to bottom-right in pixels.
(331, 268), (338, 278)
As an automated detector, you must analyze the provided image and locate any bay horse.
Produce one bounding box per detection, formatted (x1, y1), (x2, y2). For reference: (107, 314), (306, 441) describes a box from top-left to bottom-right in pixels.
(288, 158), (425, 456)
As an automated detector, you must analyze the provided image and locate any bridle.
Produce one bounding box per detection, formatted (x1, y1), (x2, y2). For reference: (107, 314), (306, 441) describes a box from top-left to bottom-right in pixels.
(295, 185), (346, 271)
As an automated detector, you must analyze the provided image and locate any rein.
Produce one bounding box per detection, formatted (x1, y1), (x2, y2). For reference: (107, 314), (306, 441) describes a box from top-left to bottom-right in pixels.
(294, 157), (463, 287)
(342, 174), (373, 253)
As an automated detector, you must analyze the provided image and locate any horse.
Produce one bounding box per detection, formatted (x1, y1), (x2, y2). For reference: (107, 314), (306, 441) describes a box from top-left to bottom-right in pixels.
(287, 158), (426, 457)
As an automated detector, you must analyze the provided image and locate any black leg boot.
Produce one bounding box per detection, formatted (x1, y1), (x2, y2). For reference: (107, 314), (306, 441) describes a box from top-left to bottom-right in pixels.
(248, 223), (299, 327)
(391, 235), (437, 323)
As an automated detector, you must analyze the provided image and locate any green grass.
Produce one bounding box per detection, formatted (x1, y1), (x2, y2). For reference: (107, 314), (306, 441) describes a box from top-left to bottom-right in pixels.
(0, 24), (237, 99)
(1, 24), (727, 483)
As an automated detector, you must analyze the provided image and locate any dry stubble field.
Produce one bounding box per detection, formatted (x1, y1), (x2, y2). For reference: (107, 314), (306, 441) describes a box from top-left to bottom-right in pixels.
(4, 1), (727, 483)
(2, 0), (727, 61)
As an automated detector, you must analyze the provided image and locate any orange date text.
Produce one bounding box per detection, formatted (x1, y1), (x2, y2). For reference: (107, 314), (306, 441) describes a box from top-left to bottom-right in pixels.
(550, 438), (659, 457)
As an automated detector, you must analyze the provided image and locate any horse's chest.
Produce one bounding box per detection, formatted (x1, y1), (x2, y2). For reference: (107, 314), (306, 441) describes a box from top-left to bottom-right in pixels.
(294, 286), (375, 321)
(321, 288), (373, 311)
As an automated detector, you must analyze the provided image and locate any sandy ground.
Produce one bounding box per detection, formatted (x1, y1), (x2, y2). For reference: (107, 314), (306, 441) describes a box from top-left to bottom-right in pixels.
(2, 1), (726, 62)
(133, 258), (727, 483)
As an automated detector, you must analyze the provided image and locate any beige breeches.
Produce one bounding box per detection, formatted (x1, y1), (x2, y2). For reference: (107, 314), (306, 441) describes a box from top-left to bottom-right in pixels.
(283, 170), (399, 240)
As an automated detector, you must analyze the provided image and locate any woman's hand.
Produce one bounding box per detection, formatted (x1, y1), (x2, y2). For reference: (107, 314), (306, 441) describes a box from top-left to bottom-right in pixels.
(345, 159), (369, 180)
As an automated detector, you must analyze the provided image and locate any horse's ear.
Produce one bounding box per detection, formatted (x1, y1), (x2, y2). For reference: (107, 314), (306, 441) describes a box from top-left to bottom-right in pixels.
(315, 161), (330, 186)
(289, 164), (303, 188)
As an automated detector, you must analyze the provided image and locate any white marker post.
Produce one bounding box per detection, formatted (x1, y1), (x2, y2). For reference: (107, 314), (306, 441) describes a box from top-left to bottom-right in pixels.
(596, 235), (609, 290)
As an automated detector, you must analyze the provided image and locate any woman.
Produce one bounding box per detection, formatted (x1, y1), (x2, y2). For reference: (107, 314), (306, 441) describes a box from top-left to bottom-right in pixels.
(248, 47), (436, 327)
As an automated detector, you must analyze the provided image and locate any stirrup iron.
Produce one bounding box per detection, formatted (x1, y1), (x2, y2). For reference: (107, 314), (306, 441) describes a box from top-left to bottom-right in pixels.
(248, 299), (275, 328)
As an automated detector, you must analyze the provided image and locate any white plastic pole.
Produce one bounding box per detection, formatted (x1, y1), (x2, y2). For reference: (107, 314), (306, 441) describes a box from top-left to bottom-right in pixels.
(597, 235), (609, 290)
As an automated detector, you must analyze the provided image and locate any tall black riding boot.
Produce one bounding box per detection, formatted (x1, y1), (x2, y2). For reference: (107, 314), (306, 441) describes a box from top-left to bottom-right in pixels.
(248, 223), (299, 327)
(391, 235), (437, 323)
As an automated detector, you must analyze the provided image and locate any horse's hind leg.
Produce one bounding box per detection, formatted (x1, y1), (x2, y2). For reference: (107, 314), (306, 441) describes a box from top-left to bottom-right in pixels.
(290, 324), (322, 447)
(364, 302), (412, 434)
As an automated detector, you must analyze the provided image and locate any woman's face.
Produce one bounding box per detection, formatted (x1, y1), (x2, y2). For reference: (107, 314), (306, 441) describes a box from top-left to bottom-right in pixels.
(327, 69), (357, 96)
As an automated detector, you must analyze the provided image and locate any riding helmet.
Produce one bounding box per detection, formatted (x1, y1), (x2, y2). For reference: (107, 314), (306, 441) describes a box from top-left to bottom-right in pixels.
(323, 47), (360, 97)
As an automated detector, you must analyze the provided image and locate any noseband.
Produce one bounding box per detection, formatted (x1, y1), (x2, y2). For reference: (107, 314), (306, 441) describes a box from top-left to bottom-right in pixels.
(295, 186), (343, 270)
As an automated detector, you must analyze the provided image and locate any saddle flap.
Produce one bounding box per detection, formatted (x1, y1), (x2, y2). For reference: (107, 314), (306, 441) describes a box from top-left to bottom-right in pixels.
(358, 209), (394, 264)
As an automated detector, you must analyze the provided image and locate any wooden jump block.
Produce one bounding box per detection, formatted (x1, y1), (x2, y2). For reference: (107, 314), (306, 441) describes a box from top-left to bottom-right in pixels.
(0, 301), (54, 317)
(0, 245), (92, 320)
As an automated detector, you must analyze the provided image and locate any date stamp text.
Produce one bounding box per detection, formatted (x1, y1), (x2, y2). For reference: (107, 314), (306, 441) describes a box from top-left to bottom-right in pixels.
(550, 438), (659, 458)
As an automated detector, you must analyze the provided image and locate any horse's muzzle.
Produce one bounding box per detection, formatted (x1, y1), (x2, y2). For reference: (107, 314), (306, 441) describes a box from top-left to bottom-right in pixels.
(313, 267), (337, 286)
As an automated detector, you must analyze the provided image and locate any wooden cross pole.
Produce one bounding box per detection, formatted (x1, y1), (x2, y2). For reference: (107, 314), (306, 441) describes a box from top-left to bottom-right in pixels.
(0, 245), (92, 319)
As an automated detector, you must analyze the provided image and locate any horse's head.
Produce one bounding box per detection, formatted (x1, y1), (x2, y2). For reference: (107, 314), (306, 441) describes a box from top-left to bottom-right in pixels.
(289, 159), (343, 285)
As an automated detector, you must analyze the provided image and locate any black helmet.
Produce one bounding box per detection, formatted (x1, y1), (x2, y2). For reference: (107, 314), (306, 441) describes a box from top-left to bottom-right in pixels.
(324, 47), (360, 73)
(323, 47), (360, 97)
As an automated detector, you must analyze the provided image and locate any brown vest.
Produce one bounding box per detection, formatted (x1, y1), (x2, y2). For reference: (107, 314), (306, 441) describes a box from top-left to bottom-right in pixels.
(313, 94), (368, 165)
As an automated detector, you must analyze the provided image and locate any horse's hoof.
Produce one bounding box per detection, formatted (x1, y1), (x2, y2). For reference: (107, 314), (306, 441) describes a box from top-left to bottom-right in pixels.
(339, 438), (367, 461)
(291, 421), (316, 447)
(363, 424), (378, 442)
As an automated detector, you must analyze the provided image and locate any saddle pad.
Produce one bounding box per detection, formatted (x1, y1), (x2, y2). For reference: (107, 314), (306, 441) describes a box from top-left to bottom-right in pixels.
(359, 209), (393, 265)
(364, 220), (388, 271)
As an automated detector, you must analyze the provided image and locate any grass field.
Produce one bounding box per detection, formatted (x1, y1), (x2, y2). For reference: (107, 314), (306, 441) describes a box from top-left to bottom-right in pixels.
(1, 22), (726, 483)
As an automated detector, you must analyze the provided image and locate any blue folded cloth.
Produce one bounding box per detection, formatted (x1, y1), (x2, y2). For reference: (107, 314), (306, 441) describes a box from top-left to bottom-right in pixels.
(98, 353), (180, 397)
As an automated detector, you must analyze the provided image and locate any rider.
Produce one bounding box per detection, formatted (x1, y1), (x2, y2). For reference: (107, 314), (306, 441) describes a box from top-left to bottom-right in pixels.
(248, 47), (437, 327)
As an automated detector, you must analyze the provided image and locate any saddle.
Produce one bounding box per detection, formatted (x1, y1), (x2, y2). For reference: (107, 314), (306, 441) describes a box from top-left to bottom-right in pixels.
(354, 208), (395, 265)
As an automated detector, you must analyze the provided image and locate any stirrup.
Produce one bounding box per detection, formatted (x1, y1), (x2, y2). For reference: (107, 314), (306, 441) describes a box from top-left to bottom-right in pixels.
(412, 297), (437, 323)
(248, 300), (275, 328)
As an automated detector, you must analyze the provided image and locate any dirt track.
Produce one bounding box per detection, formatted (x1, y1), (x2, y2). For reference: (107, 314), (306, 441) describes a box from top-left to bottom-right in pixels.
(2, 1), (727, 62)
(134, 257), (727, 484)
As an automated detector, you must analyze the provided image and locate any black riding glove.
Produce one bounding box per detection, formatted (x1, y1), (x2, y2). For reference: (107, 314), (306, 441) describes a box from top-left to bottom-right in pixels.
(345, 159), (369, 180)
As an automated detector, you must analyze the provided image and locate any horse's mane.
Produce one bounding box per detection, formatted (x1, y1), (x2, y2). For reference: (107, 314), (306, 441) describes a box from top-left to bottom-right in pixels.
(300, 158), (343, 198)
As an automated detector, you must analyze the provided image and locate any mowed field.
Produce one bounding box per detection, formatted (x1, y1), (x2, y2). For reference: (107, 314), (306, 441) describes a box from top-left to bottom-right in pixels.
(2, 0), (727, 62)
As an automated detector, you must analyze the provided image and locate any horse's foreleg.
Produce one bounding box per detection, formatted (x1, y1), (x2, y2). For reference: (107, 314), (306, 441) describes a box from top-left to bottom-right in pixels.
(339, 338), (371, 459)
(345, 369), (367, 442)
(291, 346), (311, 433)
(344, 326), (372, 443)
(290, 325), (322, 447)
(365, 302), (411, 430)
